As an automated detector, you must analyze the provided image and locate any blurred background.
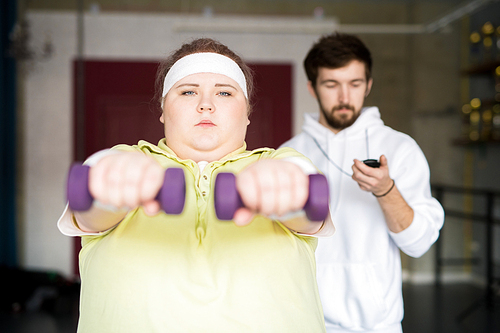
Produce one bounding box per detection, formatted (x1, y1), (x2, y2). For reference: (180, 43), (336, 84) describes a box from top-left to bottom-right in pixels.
(1, 0), (499, 332)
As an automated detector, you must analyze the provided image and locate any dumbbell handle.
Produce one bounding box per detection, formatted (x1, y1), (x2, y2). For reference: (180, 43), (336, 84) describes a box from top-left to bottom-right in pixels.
(66, 163), (185, 214)
(214, 173), (329, 221)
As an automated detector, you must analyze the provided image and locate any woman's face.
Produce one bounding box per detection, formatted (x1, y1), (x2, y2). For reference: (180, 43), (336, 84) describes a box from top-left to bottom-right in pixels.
(160, 72), (250, 162)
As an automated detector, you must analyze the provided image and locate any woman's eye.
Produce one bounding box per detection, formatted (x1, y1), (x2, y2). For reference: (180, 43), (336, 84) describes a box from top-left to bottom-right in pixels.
(219, 91), (232, 97)
(181, 90), (195, 96)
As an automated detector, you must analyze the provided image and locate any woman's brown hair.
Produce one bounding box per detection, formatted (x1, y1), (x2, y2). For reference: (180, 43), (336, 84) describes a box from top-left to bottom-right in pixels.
(154, 38), (254, 114)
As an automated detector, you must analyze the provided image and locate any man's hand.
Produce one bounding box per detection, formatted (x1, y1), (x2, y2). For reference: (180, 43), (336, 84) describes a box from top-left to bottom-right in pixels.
(352, 155), (414, 233)
(233, 160), (309, 226)
(352, 155), (393, 196)
(88, 152), (165, 215)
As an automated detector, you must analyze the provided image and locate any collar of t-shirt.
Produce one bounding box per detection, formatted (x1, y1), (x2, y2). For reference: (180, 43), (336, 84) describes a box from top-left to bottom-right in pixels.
(198, 161), (209, 173)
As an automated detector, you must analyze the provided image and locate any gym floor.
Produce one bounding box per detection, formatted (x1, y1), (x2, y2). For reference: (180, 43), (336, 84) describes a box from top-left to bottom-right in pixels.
(402, 283), (499, 333)
(0, 282), (498, 333)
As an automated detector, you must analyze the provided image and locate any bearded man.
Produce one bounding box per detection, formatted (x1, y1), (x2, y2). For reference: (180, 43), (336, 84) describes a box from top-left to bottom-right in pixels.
(281, 32), (444, 333)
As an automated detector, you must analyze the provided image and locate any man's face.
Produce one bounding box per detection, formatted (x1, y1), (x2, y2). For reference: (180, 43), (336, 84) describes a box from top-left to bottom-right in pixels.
(160, 72), (250, 162)
(308, 60), (372, 133)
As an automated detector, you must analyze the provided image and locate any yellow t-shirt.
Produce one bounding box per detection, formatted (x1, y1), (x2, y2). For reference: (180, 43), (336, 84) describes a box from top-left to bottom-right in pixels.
(77, 140), (326, 333)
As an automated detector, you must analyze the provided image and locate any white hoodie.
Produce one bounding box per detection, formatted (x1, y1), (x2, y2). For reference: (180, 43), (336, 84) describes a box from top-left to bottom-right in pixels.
(282, 107), (444, 333)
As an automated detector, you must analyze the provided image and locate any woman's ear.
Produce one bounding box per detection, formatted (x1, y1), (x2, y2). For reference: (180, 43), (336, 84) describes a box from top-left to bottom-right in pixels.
(159, 113), (164, 124)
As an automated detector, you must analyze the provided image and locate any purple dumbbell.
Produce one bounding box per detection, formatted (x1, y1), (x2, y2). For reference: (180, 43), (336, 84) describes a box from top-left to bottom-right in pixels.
(66, 163), (185, 214)
(214, 172), (329, 221)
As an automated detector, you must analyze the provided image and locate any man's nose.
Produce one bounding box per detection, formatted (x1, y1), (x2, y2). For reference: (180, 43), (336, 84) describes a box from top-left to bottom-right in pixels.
(339, 85), (350, 104)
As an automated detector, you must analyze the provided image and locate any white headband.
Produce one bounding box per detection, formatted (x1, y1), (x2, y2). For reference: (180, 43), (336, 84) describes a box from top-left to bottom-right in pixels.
(161, 52), (248, 106)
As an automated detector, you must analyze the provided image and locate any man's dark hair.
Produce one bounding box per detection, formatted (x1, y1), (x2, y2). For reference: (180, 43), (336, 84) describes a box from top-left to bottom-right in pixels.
(304, 32), (372, 87)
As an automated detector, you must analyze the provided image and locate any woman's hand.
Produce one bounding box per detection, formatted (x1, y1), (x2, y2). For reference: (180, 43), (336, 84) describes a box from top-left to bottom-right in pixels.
(233, 159), (309, 226)
(88, 152), (165, 215)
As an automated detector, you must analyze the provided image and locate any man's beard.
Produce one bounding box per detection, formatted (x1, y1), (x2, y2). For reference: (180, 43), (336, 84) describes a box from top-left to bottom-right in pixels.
(320, 103), (360, 131)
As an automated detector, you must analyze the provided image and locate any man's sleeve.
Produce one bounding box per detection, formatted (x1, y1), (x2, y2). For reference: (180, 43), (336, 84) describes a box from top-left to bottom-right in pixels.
(389, 144), (445, 258)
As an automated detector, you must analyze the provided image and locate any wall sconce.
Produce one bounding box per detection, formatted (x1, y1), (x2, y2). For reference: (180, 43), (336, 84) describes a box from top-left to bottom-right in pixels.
(8, 19), (53, 62)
